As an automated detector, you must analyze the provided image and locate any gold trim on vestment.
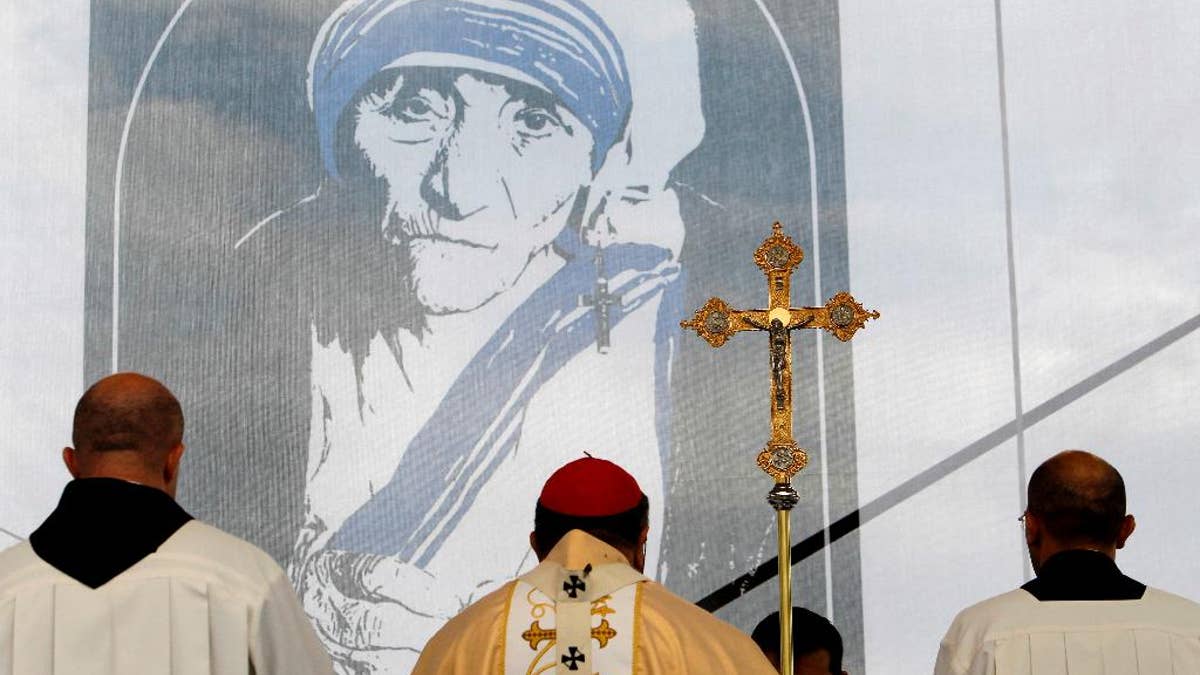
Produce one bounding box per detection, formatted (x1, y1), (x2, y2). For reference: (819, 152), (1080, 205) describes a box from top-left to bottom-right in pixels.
(499, 582), (516, 675)
(631, 583), (644, 675)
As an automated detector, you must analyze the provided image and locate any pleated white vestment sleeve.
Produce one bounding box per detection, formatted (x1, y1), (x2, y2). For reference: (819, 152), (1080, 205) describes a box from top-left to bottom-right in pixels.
(935, 588), (1200, 675)
(0, 521), (332, 675)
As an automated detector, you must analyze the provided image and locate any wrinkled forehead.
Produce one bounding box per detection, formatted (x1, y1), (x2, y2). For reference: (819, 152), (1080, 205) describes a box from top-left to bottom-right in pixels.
(381, 53), (552, 97)
(360, 62), (570, 115)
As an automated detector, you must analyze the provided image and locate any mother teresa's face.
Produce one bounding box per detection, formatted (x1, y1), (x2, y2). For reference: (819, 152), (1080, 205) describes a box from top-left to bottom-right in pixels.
(352, 68), (595, 314)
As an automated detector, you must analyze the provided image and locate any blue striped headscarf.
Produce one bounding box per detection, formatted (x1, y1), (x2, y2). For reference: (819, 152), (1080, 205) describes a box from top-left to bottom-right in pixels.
(309, 0), (633, 178)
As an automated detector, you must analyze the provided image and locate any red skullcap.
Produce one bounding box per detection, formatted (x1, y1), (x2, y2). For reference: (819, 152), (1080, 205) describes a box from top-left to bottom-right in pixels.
(538, 456), (644, 517)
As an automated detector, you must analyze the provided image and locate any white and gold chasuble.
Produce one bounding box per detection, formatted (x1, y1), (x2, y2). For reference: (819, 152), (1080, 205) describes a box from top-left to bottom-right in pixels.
(503, 559), (645, 674)
(412, 530), (778, 675)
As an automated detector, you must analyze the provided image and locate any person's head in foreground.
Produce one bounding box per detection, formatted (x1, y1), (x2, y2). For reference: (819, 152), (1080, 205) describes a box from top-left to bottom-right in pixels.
(751, 607), (847, 675)
(65, 372), (185, 496)
(1023, 449), (1135, 573)
(530, 455), (650, 571)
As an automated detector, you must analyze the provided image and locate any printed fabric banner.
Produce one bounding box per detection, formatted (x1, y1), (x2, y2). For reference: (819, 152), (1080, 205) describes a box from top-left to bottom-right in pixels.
(83, 0), (860, 672)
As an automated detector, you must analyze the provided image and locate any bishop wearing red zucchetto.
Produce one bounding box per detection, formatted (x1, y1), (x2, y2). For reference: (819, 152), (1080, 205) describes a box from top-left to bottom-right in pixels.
(413, 455), (776, 674)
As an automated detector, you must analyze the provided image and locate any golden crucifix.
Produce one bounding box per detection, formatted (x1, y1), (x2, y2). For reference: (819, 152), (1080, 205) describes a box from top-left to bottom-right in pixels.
(681, 222), (878, 675)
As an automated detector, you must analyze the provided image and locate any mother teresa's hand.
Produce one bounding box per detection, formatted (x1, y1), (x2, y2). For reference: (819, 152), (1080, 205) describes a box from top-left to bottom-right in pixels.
(297, 547), (465, 674)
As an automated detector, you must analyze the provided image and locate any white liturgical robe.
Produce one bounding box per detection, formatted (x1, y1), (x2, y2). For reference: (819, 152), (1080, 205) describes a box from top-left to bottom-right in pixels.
(0, 483), (332, 675)
(412, 530), (776, 674)
(935, 587), (1200, 674)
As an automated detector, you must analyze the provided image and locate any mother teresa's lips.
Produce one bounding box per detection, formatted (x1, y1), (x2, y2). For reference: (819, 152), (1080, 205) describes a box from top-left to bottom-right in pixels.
(405, 233), (498, 250)
(389, 211), (503, 250)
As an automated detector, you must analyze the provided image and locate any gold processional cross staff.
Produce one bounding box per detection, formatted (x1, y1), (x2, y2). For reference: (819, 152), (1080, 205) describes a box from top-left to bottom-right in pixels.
(681, 222), (878, 675)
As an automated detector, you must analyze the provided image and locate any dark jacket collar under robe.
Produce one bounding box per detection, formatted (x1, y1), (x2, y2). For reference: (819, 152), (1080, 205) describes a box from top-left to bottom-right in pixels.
(1021, 549), (1146, 601)
(28, 478), (193, 589)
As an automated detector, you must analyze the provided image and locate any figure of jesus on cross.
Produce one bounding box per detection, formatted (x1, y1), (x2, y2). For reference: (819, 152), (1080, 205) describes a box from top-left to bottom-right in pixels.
(681, 221), (878, 675)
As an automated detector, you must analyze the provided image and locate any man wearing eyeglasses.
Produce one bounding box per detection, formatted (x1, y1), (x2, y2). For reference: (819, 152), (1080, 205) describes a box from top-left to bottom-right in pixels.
(934, 450), (1200, 674)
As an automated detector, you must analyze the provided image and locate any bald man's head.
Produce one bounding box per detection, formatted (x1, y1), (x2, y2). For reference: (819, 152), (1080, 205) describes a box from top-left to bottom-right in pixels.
(72, 373), (184, 456)
(1027, 450), (1126, 548)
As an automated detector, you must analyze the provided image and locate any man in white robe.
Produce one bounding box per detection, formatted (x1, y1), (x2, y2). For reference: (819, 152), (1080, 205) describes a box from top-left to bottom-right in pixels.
(935, 450), (1200, 675)
(0, 373), (332, 675)
(411, 456), (777, 674)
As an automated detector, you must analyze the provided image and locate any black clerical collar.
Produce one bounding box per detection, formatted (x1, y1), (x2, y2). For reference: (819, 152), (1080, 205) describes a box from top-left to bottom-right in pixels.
(1021, 549), (1146, 601)
(29, 478), (193, 589)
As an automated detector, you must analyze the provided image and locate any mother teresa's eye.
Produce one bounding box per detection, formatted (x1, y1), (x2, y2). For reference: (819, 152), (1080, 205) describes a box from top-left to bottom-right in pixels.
(356, 73), (456, 143)
(512, 106), (569, 140)
(386, 91), (452, 124)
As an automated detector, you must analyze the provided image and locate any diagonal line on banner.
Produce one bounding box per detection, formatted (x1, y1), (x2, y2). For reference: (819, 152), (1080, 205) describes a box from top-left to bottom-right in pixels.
(0, 526), (24, 542)
(697, 309), (1200, 612)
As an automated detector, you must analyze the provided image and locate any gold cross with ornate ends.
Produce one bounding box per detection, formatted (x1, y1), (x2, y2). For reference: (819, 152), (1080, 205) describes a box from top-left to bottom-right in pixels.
(681, 221), (878, 485)
(680, 221), (878, 675)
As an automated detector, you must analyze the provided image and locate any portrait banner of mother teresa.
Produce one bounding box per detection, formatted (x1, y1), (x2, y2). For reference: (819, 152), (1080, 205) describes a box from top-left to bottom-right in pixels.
(84, 0), (862, 671)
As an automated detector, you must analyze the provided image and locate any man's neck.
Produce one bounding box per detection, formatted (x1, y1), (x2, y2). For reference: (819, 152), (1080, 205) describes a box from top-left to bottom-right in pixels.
(77, 470), (169, 495)
(541, 530), (634, 570)
(1035, 541), (1116, 572)
(1023, 549), (1145, 601)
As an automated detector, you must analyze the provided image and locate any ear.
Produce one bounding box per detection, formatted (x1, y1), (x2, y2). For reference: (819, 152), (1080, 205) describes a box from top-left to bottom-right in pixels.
(1023, 511), (1039, 547)
(62, 447), (80, 478)
(529, 531), (544, 561)
(162, 444), (185, 496)
(1115, 514), (1136, 549)
(630, 524), (650, 573)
